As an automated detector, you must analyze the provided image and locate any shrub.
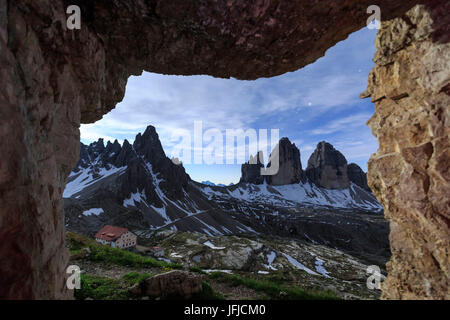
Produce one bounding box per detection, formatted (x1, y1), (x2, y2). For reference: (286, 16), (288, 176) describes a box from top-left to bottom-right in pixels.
(75, 274), (129, 300)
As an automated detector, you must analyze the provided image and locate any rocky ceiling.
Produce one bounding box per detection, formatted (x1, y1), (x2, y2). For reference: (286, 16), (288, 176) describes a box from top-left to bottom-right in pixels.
(13, 0), (420, 123)
(0, 0), (448, 299)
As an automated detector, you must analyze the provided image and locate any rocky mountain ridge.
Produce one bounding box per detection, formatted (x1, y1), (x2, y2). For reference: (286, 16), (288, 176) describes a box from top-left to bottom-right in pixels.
(240, 138), (370, 191)
(201, 181), (232, 187)
(64, 126), (387, 263)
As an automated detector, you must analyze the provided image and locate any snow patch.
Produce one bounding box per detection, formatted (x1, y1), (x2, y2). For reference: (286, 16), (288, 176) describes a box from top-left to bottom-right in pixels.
(123, 190), (147, 208)
(201, 180), (382, 211)
(150, 205), (170, 223)
(203, 269), (233, 274)
(281, 252), (319, 276)
(314, 258), (331, 278)
(64, 166), (127, 198)
(203, 240), (226, 250)
(82, 208), (104, 216)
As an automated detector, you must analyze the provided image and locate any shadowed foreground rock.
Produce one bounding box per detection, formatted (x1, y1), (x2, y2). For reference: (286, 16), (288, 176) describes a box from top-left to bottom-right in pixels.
(0, 0), (448, 299)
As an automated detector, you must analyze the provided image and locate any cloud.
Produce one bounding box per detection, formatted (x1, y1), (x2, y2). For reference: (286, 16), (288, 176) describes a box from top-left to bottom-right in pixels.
(80, 124), (124, 144)
(310, 112), (373, 135)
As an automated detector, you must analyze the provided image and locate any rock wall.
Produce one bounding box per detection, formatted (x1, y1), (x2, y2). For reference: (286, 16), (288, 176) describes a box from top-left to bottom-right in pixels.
(0, 0), (447, 299)
(0, 2), (78, 299)
(363, 4), (449, 299)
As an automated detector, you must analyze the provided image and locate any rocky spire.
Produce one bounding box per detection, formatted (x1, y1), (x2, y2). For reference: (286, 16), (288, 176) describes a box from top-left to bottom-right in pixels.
(305, 141), (349, 189)
(347, 163), (370, 191)
(240, 151), (265, 184)
(265, 137), (304, 186)
(133, 125), (166, 165)
(73, 126), (191, 200)
(88, 138), (105, 155)
(114, 139), (137, 167)
(105, 139), (122, 155)
(75, 142), (90, 170)
(133, 125), (190, 197)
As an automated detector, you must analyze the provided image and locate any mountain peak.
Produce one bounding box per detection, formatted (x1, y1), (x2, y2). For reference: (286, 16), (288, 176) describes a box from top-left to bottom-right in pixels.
(240, 138), (303, 186)
(347, 163), (370, 191)
(91, 138), (105, 151)
(122, 139), (131, 148)
(133, 126), (165, 162)
(266, 137), (303, 186)
(306, 141), (349, 189)
(143, 125), (157, 135)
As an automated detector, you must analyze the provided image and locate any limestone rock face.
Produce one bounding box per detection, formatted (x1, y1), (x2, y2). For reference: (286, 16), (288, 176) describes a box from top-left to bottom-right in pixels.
(240, 151), (265, 185)
(266, 138), (304, 186)
(363, 4), (450, 299)
(306, 142), (349, 189)
(347, 163), (370, 191)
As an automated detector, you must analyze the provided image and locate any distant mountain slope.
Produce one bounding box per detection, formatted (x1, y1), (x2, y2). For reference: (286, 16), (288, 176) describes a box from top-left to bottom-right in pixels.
(200, 181), (382, 211)
(238, 138), (380, 211)
(200, 181), (230, 187)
